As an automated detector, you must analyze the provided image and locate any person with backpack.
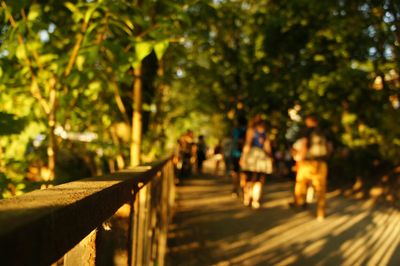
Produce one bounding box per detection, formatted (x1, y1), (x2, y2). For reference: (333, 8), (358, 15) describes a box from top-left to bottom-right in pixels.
(290, 114), (331, 220)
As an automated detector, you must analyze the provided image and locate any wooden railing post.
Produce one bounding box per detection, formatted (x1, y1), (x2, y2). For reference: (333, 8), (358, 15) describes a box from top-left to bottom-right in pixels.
(131, 182), (148, 266)
(64, 229), (97, 266)
(168, 160), (176, 218)
(151, 171), (163, 264)
(127, 188), (137, 266)
(130, 160), (175, 266)
(142, 180), (152, 266)
(157, 164), (169, 266)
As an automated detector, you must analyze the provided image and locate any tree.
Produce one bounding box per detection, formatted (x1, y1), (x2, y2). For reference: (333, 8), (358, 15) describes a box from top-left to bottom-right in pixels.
(1, 0), (400, 197)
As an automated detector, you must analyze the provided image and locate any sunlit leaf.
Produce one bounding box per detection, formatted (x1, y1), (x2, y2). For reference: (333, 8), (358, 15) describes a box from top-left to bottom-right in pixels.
(65, 2), (80, 14)
(84, 4), (98, 24)
(27, 4), (41, 21)
(109, 20), (133, 36)
(16, 45), (27, 60)
(314, 54), (325, 62)
(86, 22), (98, 35)
(255, 34), (265, 60)
(76, 55), (85, 71)
(135, 41), (153, 62)
(89, 80), (101, 91)
(123, 17), (134, 31)
(65, 2), (83, 22)
(27, 41), (41, 51)
(154, 40), (169, 60)
(39, 54), (58, 65)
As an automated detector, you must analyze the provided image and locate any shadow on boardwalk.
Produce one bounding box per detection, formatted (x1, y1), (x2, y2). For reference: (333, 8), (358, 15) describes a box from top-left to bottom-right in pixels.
(166, 172), (400, 266)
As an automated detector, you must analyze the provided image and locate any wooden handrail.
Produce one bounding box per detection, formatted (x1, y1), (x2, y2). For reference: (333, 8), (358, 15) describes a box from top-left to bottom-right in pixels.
(0, 156), (174, 266)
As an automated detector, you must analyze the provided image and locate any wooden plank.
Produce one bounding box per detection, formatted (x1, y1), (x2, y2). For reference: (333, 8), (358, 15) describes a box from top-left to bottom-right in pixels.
(127, 192), (136, 266)
(64, 229), (97, 266)
(0, 157), (170, 266)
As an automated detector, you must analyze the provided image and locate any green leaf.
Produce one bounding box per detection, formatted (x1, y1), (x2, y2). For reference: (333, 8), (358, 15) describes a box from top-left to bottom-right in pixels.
(65, 2), (80, 14)
(109, 20), (133, 36)
(39, 54), (58, 65)
(86, 22), (98, 35)
(26, 41), (42, 51)
(314, 54), (325, 62)
(123, 17), (135, 31)
(255, 35), (265, 60)
(154, 41), (169, 60)
(89, 81), (101, 91)
(65, 2), (83, 22)
(16, 45), (27, 60)
(76, 55), (85, 71)
(135, 41), (153, 62)
(84, 4), (98, 24)
(28, 4), (41, 21)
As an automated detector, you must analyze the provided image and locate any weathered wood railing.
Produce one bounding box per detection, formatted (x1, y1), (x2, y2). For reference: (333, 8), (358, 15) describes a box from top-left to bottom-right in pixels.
(0, 156), (175, 266)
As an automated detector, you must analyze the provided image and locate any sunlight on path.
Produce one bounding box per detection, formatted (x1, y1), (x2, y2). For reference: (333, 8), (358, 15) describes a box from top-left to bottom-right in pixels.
(167, 163), (400, 266)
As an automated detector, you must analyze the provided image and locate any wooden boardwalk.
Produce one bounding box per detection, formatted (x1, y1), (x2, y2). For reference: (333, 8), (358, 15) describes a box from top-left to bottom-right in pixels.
(166, 168), (400, 265)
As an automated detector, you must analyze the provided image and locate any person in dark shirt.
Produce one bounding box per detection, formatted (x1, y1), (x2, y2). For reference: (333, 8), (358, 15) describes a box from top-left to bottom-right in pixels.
(196, 135), (207, 174)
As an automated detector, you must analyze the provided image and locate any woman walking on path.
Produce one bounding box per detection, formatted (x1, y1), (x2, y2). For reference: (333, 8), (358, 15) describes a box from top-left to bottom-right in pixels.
(240, 115), (273, 209)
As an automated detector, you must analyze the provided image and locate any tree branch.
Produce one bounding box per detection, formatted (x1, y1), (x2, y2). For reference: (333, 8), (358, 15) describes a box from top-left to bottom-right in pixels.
(111, 77), (130, 124)
(64, 22), (88, 77)
(1, 1), (51, 114)
(136, 23), (160, 39)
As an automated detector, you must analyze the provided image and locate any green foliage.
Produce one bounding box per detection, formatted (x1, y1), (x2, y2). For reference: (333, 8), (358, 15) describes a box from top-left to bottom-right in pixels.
(1, 0), (400, 196)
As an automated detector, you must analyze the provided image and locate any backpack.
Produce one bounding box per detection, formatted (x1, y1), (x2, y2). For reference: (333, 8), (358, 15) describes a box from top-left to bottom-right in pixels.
(306, 129), (329, 160)
(291, 138), (307, 161)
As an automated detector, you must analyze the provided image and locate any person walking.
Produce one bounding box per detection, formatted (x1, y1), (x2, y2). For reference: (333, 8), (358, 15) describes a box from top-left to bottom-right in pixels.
(222, 137), (233, 179)
(240, 114), (273, 209)
(290, 114), (331, 220)
(178, 130), (195, 178)
(214, 140), (223, 176)
(196, 135), (207, 174)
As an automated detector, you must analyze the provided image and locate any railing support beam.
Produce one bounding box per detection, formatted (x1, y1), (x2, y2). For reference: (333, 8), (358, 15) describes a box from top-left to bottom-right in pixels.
(64, 229), (97, 266)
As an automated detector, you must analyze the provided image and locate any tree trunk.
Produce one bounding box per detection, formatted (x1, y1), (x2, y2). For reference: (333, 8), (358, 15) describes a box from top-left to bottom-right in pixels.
(0, 146), (4, 173)
(130, 64), (143, 167)
(155, 59), (167, 150)
(47, 87), (57, 182)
